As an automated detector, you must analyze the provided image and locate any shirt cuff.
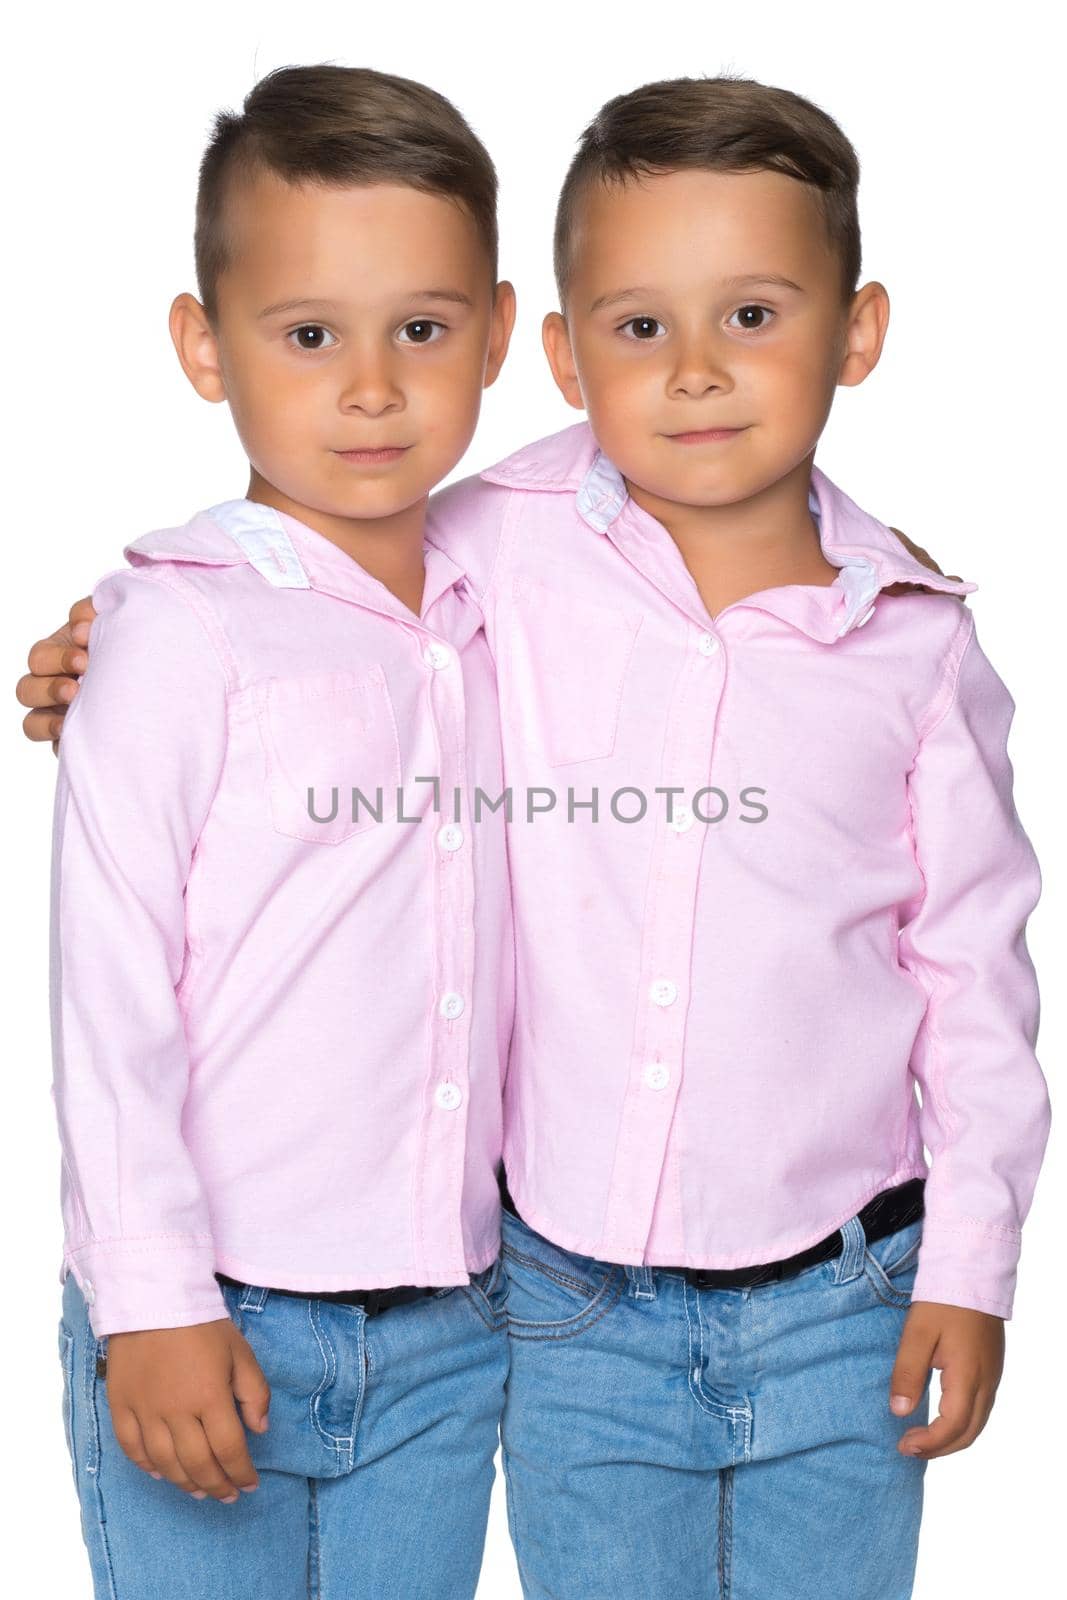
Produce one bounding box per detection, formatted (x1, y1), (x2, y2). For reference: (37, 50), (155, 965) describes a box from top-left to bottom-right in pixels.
(911, 1217), (1020, 1320)
(64, 1239), (231, 1337)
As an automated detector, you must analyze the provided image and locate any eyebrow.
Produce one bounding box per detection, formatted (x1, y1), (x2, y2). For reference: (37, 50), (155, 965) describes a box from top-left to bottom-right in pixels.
(588, 273), (804, 314)
(258, 289), (475, 319)
(719, 274), (805, 293)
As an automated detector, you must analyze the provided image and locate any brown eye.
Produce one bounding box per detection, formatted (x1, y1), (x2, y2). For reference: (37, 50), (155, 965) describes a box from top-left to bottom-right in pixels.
(398, 320), (445, 345)
(289, 325), (337, 351)
(622, 317), (663, 340)
(728, 305), (774, 332)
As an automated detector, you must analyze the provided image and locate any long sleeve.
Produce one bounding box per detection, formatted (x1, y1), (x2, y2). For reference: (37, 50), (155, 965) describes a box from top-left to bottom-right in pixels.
(49, 565), (231, 1336)
(899, 610), (1050, 1319)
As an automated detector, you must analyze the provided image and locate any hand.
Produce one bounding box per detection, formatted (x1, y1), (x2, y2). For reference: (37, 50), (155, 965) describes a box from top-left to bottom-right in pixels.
(886, 527), (966, 597)
(106, 1316), (271, 1502)
(15, 596), (97, 751)
(889, 1300), (1004, 1458)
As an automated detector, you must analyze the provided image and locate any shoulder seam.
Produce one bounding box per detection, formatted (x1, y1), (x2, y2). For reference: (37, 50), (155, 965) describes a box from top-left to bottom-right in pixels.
(112, 564), (238, 693)
(915, 606), (976, 745)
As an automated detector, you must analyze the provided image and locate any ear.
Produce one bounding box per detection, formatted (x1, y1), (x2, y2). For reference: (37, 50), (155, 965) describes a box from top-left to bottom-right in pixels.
(837, 281), (890, 389)
(484, 280), (518, 389)
(169, 293), (227, 403)
(542, 312), (584, 410)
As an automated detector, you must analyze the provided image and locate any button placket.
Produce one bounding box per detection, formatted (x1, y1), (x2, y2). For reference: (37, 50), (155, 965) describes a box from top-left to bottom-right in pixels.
(412, 623), (476, 1279)
(602, 631), (725, 1259)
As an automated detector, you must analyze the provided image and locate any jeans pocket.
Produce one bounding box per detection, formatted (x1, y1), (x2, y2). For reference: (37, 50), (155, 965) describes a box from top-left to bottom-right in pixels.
(501, 1211), (622, 1338)
(863, 1218), (923, 1308)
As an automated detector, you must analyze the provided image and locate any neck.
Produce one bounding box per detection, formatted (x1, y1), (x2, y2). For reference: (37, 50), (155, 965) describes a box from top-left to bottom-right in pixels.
(245, 470), (428, 615)
(626, 455), (819, 559)
(623, 454), (839, 620)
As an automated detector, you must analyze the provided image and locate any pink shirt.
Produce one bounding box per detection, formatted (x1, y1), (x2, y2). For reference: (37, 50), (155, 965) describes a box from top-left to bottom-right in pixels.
(50, 498), (512, 1336)
(427, 422), (1050, 1321)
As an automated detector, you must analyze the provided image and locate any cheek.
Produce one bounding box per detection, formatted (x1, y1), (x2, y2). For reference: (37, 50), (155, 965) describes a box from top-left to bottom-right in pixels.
(416, 353), (484, 437)
(583, 353), (656, 428)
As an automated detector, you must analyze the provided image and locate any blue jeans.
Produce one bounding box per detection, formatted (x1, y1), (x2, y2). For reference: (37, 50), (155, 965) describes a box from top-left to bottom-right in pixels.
(500, 1205), (931, 1599)
(58, 1256), (509, 1598)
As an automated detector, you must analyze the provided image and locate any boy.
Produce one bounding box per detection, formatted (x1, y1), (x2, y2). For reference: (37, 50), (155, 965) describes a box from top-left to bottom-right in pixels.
(20, 74), (1048, 1600)
(423, 76), (1050, 1598)
(31, 64), (518, 1600)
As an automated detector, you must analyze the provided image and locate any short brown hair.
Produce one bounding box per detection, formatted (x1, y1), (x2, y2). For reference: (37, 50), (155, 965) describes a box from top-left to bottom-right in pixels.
(554, 75), (861, 307)
(195, 64), (498, 321)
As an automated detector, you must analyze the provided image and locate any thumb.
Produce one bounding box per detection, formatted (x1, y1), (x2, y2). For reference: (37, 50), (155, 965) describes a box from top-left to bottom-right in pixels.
(889, 1318), (935, 1416)
(230, 1339), (271, 1433)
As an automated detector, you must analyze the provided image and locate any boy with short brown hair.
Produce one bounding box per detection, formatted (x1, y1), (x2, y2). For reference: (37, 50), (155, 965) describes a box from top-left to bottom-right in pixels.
(28, 63), (517, 1600)
(424, 74), (1048, 1597)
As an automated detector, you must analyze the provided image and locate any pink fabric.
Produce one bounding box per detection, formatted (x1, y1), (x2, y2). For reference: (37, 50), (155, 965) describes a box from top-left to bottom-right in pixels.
(50, 498), (512, 1336)
(427, 422), (1050, 1320)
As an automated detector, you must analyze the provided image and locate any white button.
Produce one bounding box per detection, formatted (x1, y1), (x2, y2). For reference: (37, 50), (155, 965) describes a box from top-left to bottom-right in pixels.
(644, 1063), (671, 1090)
(650, 978), (678, 1007)
(439, 991), (465, 1020)
(437, 824), (464, 852)
(670, 806), (695, 833)
(697, 632), (721, 657)
(435, 1082), (463, 1111)
(424, 642), (452, 670)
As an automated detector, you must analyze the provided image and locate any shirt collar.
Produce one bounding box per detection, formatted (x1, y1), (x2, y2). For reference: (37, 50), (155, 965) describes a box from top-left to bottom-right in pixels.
(124, 497), (470, 626)
(481, 421), (977, 641)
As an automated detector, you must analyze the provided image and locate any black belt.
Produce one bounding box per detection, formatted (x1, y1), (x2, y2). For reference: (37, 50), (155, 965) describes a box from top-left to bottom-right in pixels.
(214, 1272), (442, 1317)
(497, 1170), (924, 1290)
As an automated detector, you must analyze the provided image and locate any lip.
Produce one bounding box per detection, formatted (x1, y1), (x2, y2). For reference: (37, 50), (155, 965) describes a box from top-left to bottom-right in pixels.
(333, 445), (411, 464)
(666, 427), (748, 444)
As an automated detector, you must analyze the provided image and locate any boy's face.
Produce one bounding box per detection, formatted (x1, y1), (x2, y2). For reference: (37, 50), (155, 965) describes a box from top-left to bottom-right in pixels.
(544, 168), (886, 511)
(173, 173), (512, 525)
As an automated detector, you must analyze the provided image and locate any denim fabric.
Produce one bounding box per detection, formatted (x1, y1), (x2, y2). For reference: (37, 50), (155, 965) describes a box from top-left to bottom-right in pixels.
(499, 1205), (930, 1599)
(57, 1256), (509, 1598)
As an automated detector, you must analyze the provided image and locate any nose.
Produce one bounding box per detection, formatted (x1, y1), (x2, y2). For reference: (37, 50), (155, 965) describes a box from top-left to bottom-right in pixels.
(668, 330), (733, 400)
(337, 341), (404, 417)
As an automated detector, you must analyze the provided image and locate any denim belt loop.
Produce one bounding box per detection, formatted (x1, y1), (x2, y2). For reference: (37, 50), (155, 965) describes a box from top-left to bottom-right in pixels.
(626, 1264), (657, 1302)
(832, 1215), (867, 1285)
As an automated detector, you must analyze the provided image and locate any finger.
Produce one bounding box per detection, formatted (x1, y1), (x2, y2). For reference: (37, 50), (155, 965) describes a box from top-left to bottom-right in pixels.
(201, 1402), (260, 1490)
(139, 1417), (207, 1498)
(22, 707), (68, 743)
(899, 1368), (982, 1457)
(69, 596), (96, 629)
(167, 1414), (242, 1502)
(901, 1383), (993, 1459)
(24, 643), (87, 679)
(888, 1323), (936, 1417)
(231, 1349), (271, 1434)
(26, 630), (72, 673)
(15, 672), (81, 710)
(110, 1405), (164, 1480)
(60, 645), (89, 675)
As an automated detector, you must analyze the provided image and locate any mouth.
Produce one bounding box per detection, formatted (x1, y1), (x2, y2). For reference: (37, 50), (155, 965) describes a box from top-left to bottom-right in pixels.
(665, 427), (749, 445)
(333, 445), (412, 464)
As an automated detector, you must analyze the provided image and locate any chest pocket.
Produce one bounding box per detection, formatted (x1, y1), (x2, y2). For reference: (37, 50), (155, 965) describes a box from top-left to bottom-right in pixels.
(508, 576), (642, 767)
(255, 666), (402, 844)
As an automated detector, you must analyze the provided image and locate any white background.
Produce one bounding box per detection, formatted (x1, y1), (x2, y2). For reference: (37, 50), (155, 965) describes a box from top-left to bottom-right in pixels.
(2, 2), (1061, 1594)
